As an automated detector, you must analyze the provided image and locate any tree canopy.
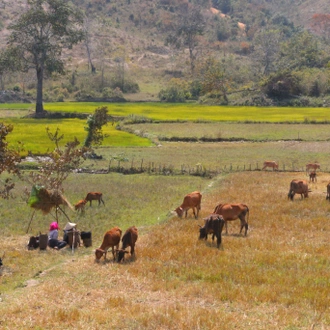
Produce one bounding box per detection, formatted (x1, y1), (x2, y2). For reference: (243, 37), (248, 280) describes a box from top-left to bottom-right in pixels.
(4, 0), (85, 115)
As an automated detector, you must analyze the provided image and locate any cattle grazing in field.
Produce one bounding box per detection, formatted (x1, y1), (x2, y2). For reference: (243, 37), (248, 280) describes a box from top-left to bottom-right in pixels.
(74, 199), (87, 213)
(199, 214), (225, 249)
(262, 161), (278, 171)
(309, 171), (317, 183)
(306, 163), (320, 173)
(213, 203), (249, 236)
(288, 179), (310, 201)
(95, 227), (122, 261)
(117, 226), (138, 262)
(326, 182), (330, 201)
(85, 192), (105, 206)
(175, 191), (202, 219)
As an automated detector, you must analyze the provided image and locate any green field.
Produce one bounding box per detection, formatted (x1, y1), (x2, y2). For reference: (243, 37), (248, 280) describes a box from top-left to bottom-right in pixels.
(1, 102), (330, 121)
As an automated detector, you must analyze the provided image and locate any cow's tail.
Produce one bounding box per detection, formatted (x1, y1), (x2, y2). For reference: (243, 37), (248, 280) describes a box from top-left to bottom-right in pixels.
(213, 203), (222, 214)
(244, 205), (249, 224)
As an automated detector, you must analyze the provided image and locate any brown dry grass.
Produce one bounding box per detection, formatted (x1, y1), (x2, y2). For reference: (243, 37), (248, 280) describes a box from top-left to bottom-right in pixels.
(0, 171), (329, 329)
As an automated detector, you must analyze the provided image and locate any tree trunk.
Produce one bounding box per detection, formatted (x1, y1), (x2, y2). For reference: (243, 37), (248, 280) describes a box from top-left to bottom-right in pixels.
(36, 67), (44, 115)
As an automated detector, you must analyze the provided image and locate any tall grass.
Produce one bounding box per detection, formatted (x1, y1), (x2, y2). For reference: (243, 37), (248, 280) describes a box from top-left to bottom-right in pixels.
(0, 171), (329, 329)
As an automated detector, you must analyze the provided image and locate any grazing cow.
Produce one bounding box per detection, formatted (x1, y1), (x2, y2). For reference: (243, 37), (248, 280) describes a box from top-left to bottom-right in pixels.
(199, 214), (225, 249)
(95, 227), (122, 261)
(306, 163), (320, 173)
(175, 191), (202, 219)
(288, 179), (309, 201)
(117, 226), (138, 262)
(262, 161), (278, 171)
(326, 182), (330, 201)
(74, 199), (87, 213)
(85, 192), (105, 207)
(213, 203), (249, 236)
(309, 171), (317, 183)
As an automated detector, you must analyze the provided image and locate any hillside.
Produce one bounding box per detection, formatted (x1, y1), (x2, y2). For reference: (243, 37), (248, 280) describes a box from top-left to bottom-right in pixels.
(0, 0), (330, 105)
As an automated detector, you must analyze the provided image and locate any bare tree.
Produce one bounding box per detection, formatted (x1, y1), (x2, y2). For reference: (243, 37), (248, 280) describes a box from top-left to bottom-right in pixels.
(166, 4), (206, 74)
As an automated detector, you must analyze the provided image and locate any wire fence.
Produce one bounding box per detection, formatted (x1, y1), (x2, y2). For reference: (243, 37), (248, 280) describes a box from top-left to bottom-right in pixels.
(77, 159), (324, 178)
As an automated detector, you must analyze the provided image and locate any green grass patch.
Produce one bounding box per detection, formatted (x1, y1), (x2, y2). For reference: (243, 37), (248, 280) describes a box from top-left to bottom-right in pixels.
(2, 102), (330, 122)
(4, 118), (152, 155)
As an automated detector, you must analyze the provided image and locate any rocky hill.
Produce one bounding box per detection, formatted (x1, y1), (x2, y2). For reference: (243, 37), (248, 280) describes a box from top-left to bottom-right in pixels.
(0, 0), (329, 104)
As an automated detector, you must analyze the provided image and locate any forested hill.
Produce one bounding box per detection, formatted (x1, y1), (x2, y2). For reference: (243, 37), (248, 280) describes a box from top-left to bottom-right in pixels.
(0, 0), (330, 106)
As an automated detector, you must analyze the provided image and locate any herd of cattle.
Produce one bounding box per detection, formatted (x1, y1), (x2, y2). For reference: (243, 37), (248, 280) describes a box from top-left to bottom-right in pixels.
(54, 161), (326, 263)
(174, 190), (249, 249)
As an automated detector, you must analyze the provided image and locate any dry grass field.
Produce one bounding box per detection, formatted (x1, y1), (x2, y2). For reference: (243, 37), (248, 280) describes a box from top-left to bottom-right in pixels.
(0, 170), (329, 329)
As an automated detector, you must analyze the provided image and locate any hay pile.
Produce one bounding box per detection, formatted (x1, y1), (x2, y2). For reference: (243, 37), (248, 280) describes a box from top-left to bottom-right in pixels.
(28, 185), (73, 214)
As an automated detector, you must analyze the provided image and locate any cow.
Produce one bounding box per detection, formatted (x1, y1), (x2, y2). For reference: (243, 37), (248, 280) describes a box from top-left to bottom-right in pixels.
(199, 214), (225, 249)
(262, 161), (278, 171)
(0, 252), (4, 267)
(288, 179), (309, 201)
(116, 226), (138, 262)
(213, 203), (249, 236)
(95, 227), (122, 261)
(306, 163), (320, 173)
(326, 182), (330, 201)
(309, 171), (317, 183)
(175, 191), (202, 219)
(74, 199), (87, 213)
(85, 192), (105, 207)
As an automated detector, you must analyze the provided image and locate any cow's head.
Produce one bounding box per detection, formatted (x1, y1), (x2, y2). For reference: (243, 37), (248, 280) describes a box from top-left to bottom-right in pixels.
(116, 249), (129, 262)
(175, 207), (184, 218)
(95, 248), (105, 261)
(198, 225), (207, 240)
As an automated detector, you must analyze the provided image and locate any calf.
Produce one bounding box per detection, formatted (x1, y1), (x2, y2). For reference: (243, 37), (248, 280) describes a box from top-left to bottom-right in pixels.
(85, 192), (105, 206)
(74, 199), (87, 213)
(95, 227), (122, 261)
(199, 214), (225, 249)
(175, 191), (202, 219)
(309, 171), (317, 183)
(117, 226), (138, 262)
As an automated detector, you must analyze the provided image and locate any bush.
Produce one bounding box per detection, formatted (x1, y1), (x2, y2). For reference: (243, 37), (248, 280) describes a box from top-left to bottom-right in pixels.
(158, 86), (186, 102)
(261, 71), (301, 98)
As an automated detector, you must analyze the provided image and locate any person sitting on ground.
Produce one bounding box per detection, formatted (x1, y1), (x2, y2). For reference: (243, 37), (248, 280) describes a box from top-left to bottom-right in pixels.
(48, 222), (67, 250)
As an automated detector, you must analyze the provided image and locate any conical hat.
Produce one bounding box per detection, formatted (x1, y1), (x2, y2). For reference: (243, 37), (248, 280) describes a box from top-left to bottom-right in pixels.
(64, 222), (77, 231)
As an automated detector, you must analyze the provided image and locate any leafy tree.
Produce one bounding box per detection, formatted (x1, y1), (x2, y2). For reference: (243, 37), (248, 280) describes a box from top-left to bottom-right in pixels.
(166, 5), (206, 74)
(253, 28), (283, 75)
(0, 123), (22, 199)
(197, 57), (231, 103)
(279, 31), (322, 70)
(3, 0), (84, 116)
(84, 106), (109, 148)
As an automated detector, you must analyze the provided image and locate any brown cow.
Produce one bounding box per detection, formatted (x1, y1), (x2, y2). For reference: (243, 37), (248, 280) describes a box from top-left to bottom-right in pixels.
(262, 161), (278, 171)
(74, 199), (87, 213)
(175, 191), (202, 219)
(306, 163), (320, 173)
(117, 226), (138, 262)
(309, 171), (317, 183)
(326, 182), (330, 201)
(85, 192), (105, 206)
(288, 179), (309, 201)
(95, 227), (122, 261)
(213, 203), (249, 236)
(199, 214), (225, 249)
